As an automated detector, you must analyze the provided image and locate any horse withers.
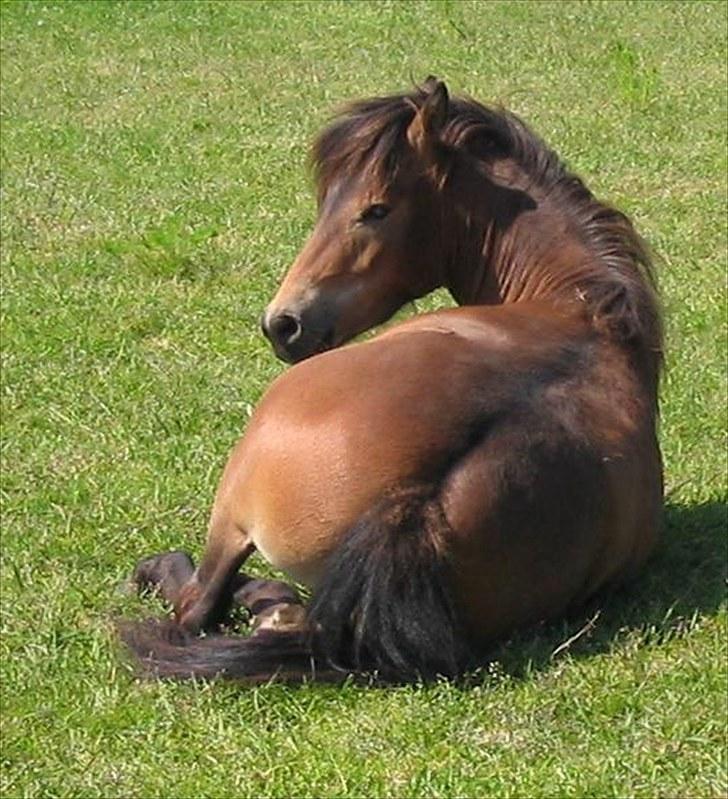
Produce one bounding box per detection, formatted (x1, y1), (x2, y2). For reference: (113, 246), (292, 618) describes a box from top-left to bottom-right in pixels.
(122, 79), (663, 682)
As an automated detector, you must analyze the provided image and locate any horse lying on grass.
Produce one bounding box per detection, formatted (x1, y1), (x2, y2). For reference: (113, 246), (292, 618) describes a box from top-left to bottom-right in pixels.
(121, 78), (663, 683)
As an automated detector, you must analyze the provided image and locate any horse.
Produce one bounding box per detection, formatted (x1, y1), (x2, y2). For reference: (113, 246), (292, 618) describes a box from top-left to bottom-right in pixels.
(121, 78), (663, 682)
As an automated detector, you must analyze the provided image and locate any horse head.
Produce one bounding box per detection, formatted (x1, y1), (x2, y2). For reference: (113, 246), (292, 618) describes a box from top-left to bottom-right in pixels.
(262, 79), (453, 363)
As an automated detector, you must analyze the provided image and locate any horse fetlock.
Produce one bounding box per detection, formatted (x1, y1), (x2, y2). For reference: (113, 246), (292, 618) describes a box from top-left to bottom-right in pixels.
(232, 576), (308, 635)
(232, 577), (302, 610)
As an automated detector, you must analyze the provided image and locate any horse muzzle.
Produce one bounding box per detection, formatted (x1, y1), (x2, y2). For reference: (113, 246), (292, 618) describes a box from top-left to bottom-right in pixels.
(261, 309), (335, 363)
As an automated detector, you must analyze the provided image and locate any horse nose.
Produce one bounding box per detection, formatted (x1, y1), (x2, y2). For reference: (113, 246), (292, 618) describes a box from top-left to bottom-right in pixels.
(261, 311), (303, 351)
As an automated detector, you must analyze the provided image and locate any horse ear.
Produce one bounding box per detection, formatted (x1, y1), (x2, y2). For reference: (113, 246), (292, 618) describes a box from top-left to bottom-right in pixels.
(407, 80), (449, 158)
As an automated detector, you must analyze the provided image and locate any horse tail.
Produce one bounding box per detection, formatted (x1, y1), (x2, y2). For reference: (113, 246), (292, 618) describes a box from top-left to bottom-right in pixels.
(120, 484), (467, 683)
(308, 483), (467, 681)
(117, 620), (339, 683)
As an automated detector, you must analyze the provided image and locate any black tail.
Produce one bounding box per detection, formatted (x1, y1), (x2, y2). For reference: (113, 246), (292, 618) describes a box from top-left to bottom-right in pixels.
(309, 484), (466, 680)
(118, 620), (344, 683)
(120, 484), (468, 683)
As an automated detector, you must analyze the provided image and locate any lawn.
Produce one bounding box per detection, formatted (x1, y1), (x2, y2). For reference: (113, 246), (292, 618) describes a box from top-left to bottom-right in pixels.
(0, 1), (726, 797)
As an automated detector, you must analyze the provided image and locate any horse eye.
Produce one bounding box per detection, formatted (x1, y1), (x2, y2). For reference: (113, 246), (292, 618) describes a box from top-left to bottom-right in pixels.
(359, 203), (391, 223)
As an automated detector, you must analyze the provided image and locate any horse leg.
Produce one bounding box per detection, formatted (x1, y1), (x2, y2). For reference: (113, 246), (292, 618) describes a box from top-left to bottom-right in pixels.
(131, 549), (240, 621)
(231, 577), (308, 635)
(132, 550), (196, 607)
(131, 542), (308, 639)
(166, 514), (255, 633)
(132, 550), (307, 634)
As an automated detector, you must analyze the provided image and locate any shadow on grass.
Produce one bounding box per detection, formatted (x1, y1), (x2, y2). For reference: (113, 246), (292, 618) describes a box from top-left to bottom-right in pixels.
(482, 500), (727, 681)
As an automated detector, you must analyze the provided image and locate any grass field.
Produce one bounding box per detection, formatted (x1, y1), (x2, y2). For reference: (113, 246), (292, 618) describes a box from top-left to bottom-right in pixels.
(1, 1), (726, 797)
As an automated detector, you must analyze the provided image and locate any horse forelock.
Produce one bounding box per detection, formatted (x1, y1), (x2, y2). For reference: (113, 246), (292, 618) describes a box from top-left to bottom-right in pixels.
(309, 87), (663, 377)
(311, 95), (416, 205)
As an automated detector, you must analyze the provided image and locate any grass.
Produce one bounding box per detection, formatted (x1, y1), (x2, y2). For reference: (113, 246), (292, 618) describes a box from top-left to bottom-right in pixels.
(0, 1), (725, 797)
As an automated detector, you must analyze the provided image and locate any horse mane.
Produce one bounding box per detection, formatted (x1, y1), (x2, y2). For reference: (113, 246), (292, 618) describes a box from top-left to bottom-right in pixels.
(312, 86), (663, 378)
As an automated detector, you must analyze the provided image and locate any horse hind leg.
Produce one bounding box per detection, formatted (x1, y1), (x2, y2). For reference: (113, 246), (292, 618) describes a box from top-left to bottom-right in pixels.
(231, 577), (308, 635)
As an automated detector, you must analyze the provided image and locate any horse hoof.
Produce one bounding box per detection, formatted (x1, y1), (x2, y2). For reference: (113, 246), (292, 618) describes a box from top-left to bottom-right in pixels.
(232, 578), (302, 610)
(132, 550), (194, 594)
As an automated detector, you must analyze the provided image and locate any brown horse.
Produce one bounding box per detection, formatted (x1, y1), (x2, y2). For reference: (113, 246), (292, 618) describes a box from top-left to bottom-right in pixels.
(122, 79), (663, 682)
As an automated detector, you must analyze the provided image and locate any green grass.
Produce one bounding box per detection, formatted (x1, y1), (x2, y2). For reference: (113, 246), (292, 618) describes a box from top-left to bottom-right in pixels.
(1, 1), (725, 797)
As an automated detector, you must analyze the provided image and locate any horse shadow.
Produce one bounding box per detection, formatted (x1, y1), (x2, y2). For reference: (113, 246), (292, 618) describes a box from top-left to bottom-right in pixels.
(478, 500), (727, 681)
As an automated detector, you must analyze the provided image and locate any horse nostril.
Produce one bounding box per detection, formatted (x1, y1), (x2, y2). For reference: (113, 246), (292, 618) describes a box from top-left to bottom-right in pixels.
(266, 312), (302, 347)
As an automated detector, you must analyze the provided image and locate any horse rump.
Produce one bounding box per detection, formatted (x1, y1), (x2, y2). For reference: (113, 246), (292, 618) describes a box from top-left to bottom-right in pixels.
(309, 483), (467, 681)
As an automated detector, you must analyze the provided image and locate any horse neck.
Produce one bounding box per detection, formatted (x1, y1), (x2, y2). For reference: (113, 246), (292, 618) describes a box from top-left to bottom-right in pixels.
(438, 157), (662, 400)
(443, 162), (601, 310)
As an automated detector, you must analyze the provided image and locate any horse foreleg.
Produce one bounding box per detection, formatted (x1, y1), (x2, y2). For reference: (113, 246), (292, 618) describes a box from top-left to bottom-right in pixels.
(132, 550), (241, 622)
(167, 515), (255, 633)
(132, 550), (196, 606)
(130, 520), (307, 636)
